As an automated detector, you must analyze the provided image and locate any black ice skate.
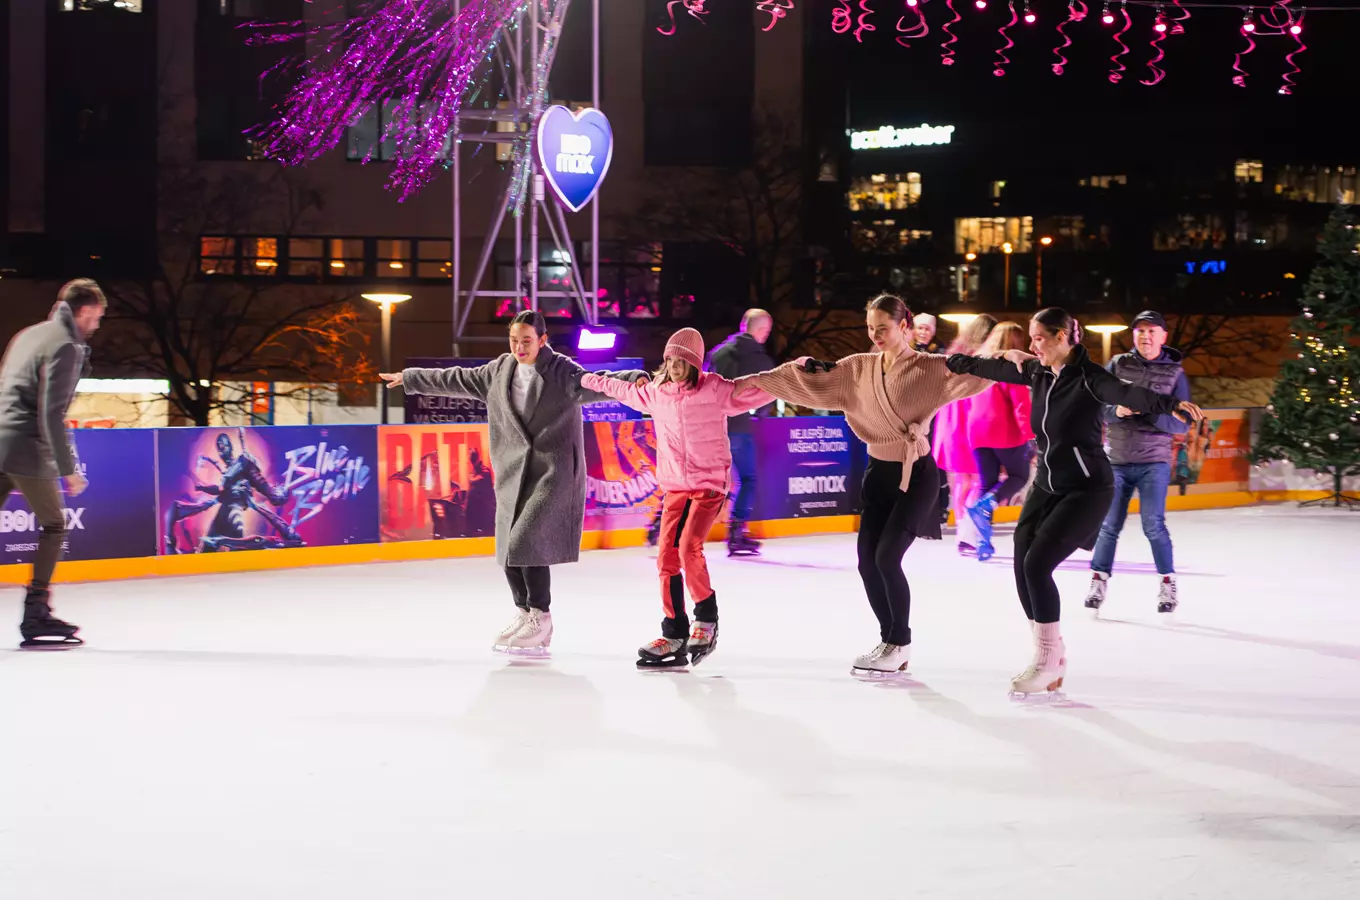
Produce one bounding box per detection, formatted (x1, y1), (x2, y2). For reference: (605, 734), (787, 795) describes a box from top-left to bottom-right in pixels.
(19, 590), (83, 651)
(637, 636), (688, 669)
(726, 521), (761, 557)
(687, 621), (719, 666)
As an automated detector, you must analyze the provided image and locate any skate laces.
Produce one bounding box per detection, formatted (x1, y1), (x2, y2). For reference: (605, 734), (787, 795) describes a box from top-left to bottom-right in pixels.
(690, 622), (716, 641)
(648, 638), (675, 651)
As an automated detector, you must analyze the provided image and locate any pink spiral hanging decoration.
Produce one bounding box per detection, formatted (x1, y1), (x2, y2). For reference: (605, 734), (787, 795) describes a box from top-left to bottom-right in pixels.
(1140, 22), (1167, 86)
(994, 1), (1018, 76)
(896, 0), (929, 46)
(1279, 12), (1306, 95)
(940, 0), (962, 65)
(1108, 5), (1131, 83)
(756, 1), (795, 32)
(1231, 26), (1256, 87)
(833, 0), (854, 33)
(1051, 1), (1087, 75)
(854, 0), (878, 42)
(1168, 0), (1189, 34)
(657, 0), (709, 36)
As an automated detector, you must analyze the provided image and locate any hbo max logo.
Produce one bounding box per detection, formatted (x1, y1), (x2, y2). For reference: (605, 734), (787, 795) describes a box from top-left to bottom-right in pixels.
(788, 475), (847, 495)
(0, 508), (86, 532)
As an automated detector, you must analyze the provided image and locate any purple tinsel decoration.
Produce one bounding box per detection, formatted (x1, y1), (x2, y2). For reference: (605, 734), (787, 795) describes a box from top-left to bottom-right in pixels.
(251, 0), (529, 201)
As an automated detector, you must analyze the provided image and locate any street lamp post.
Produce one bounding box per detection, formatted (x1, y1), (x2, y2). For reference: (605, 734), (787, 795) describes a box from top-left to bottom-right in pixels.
(1036, 235), (1052, 307)
(362, 292), (412, 424)
(1087, 322), (1129, 364)
(1002, 242), (1014, 308)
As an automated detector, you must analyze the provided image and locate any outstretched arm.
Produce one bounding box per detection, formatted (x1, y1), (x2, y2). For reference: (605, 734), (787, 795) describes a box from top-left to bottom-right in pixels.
(1083, 364), (1202, 423)
(746, 359), (849, 411)
(721, 374), (776, 415)
(578, 372), (653, 414)
(945, 352), (1036, 386)
(396, 360), (497, 400)
(569, 365), (649, 406)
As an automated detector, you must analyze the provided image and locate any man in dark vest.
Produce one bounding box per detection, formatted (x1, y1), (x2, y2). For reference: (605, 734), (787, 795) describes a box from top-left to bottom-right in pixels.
(707, 308), (776, 556)
(1085, 310), (1190, 615)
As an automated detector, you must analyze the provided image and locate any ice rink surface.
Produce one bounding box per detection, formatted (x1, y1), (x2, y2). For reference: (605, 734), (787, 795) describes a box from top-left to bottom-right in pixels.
(2, 504), (1359, 899)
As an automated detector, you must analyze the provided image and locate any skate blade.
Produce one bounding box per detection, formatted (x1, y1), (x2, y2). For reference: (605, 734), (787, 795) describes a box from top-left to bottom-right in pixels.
(636, 655), (689, 670)
(494, 645), (551, 659)
(1008, 677), (1065, 701)
(688, 645), (716, 666)
(850, 665), (909, 681)
(19, 637), (84, 651)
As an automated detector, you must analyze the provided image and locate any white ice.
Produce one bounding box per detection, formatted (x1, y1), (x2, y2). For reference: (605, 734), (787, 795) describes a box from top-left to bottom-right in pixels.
(3, 505), (1359, 900)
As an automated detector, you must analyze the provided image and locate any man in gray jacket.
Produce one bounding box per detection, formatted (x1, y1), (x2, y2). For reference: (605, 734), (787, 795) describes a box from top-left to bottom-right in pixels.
(1085, 310), (1190, 616)
(0, 279), (105, 648)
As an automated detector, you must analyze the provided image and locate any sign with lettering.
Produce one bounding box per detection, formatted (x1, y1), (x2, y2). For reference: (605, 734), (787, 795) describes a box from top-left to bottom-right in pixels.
(536, 105), (613, 212)
(849, 123), (955, 151)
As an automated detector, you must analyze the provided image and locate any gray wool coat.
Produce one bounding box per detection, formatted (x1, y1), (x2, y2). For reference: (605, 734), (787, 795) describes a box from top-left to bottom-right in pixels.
(401, 347), (643, 568)
(0, 301), (92, 478)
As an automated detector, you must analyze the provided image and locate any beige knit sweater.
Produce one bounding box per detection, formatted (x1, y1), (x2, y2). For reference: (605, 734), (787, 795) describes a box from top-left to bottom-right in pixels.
(752, 349), (992, 490)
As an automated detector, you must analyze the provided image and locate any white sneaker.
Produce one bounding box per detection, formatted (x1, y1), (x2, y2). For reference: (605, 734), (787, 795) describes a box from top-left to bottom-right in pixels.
(505, 609), (552, 656)
(1011, 624), (1065, 695)
(852, 642), (911, 678)
(1084, 573), (1108, 611)
(1157, 576), (1178, 614)
(493, 608), (531, 649)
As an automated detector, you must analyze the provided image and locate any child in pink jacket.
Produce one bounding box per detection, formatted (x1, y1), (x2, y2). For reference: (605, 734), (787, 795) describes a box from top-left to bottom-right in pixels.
(581, 327), (773, 669)
(963, 322), (1036, 560)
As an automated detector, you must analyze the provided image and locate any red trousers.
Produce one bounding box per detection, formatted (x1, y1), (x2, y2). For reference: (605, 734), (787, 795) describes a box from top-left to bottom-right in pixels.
(656, 489), (725, 623)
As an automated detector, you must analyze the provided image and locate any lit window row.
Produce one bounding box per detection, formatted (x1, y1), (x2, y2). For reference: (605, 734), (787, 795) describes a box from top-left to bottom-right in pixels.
(1236, 159), (1359, 203)
(847, 173), (922, 212)
(954, 217), (1033, 254)
(199, 236), (453, 279)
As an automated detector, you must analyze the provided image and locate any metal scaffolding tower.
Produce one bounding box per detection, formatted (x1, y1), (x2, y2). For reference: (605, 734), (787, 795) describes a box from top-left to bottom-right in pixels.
(449, 0), (601, 354)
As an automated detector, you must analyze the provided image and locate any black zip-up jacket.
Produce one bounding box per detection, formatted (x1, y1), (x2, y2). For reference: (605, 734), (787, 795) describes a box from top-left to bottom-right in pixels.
(946, 345), (1185, 494)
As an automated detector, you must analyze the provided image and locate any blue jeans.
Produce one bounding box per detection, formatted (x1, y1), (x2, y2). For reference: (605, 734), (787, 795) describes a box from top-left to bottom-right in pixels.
(1091, 462), (1175, 576)
(729, 432), (758, 522)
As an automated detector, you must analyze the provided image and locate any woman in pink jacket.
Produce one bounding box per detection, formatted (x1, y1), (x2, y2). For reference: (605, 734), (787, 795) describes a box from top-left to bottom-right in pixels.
(581, 328), (773, 670)
(963, 322), (1036, 561)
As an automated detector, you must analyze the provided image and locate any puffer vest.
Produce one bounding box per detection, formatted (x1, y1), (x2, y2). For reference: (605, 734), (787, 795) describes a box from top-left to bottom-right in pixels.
(1105, 349), (1185, 465)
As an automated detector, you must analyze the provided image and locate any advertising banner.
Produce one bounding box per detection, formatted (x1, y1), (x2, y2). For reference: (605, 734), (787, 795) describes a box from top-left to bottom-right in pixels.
(378, 424), (496, 542)
(1170, 408), (1252, 493)
(583, 419), (662, 531)
(1, 428), (157, 565)
(753, 417), (862, 520)
(402, 357), (645, 424)
(158, 425), (378, 554)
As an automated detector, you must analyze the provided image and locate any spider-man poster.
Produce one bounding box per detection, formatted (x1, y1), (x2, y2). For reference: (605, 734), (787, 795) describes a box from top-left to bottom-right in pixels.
(156, 426), (379, 554)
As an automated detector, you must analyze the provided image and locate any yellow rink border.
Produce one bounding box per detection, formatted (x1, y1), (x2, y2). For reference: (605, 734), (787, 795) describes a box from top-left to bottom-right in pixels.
(0, 494), (1328, 585)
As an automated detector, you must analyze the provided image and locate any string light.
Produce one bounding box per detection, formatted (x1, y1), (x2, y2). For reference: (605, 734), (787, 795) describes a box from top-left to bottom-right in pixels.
(1102, 1), (1115, 23)
(1242, 8), (1256, 31)
(977, 0), (988, 9)
(1024, 0), (1036, 22)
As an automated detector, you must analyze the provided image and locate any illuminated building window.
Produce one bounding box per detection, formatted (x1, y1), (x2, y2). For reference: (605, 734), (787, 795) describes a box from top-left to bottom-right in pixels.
(847, 173), (922, 212)
(1153, 214), (1227, 251)
(199, 237), (237, 275)
(1078, 174), (1128, 189)
(1234, 159), (1264, 184)
(1274, 164), (1359, 204)
(243, 237), (279, 275)
(954, 217), (1033, 254)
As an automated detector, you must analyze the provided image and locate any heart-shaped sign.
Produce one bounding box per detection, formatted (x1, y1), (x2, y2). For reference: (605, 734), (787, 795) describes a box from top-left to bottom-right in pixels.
(536, 105), (613, 213)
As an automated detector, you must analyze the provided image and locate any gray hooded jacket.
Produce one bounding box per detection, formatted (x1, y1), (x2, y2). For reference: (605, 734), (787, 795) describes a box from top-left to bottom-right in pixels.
(0, 302), (91, 478)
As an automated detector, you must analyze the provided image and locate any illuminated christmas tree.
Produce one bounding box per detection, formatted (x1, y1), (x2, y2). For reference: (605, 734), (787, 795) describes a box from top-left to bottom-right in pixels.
(1253, 206), (1360, 508)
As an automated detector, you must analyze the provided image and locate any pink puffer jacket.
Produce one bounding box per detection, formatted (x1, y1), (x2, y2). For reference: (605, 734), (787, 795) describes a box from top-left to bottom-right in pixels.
(967, 381), (1034, 449)
(932, 396), (976, 474)
(580, 371), (773, 494)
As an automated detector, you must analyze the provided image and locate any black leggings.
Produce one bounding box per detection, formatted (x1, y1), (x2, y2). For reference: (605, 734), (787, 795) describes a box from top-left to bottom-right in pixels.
(857, 456), (938, 646)
(1012, 485), (1114, 623)
(973, 444), (1033, 506)
(504, 565), (551, 611)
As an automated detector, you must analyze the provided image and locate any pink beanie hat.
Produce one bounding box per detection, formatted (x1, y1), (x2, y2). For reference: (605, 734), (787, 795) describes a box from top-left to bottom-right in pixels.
(663, 327), (705, 370)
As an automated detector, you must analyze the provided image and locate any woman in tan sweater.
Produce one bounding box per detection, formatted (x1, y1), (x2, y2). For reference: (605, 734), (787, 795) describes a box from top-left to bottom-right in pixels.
(751, 295), (991, 678)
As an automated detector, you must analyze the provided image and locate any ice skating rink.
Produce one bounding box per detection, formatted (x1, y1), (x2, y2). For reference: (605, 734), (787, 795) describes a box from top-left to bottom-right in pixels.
(2, 505), (1358, 900)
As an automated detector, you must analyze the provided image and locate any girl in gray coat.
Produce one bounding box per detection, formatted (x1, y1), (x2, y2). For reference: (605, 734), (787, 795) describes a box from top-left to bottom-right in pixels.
(380, 311), (642, 656)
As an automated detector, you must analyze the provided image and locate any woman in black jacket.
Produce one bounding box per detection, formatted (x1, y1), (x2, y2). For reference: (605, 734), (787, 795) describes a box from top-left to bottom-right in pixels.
(946, 308), (1203, 696)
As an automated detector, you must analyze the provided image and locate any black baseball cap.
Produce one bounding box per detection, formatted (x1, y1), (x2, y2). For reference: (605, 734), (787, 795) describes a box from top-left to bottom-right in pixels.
(1131, 310), (1167, 330)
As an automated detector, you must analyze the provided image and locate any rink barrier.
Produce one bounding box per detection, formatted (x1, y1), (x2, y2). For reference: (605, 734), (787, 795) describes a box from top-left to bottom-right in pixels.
(0, 410), (1268, 585)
